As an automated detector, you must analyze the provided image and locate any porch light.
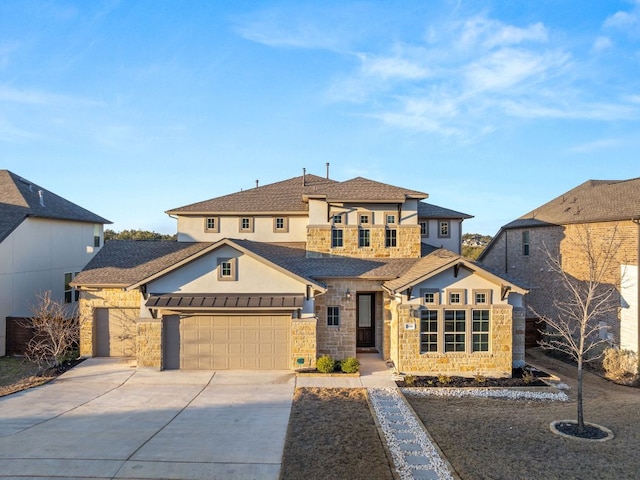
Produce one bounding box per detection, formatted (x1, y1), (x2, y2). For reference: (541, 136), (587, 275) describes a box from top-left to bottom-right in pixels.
(345, 289), (352, 300)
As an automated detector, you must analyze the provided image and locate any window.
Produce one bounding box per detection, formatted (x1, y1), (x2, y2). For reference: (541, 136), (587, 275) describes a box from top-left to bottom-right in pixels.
(420, 309), (438, 353)
(448, 289), (465, 305)
(239, 217), (254, 232)
(359, 213), (370, 225)
(522, 231), (530, 256)
(385, 228), (397, 247)
(385, 213), (396, 225)
(205, 217), (219, 233)
(473, 290), (491, 305)
(444, 310), (466, 352)
(332, 214), (343, 225)
(419, 221), (428, 236)
(93, 224), (101, 247)
(358, 228), (370, 247)
(273, 217), (289, 233)
(64, 272), (73, 304)
(327, 306), (340, 326)
(217, 258), (237, 281)
(438, 221), (450, 238)
(331, 228), (344, 248)
(421, 289), (439, 305)
(74, 272), (80, 301)
(472, 310), (490, 352)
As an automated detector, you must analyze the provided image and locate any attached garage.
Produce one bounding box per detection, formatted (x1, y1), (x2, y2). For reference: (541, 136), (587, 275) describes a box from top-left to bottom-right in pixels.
(94, 308), (137, 357)
(163, 314), (291, 370)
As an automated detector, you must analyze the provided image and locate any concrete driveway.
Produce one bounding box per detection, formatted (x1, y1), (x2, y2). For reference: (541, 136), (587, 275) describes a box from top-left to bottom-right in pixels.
(0, 358), (295, 480)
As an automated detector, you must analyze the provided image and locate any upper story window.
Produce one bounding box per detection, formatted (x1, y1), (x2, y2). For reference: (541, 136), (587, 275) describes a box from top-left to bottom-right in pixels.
(522, 231), (530, 256)
(273, 217), (289, 233)
(419, 221), (428, 237)
(358, 228), (370, 247)
(438, 221), (450, 238)
(239, 217), (254, 233)
(93, 224), (101, 247)
(332, 213), (344, 225)
(217, 258), (237, 281)
(359, 213), (371, 225)
(205, 217), (219, 233)
(385, 213), (397, 225)
(64, 272), (79, 303)
(331, 228), (344, 248)
(385, 228), (397, 247)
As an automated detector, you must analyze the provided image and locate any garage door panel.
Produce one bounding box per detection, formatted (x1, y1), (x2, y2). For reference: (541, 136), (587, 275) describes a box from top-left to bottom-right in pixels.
(177, 315), (290, 370)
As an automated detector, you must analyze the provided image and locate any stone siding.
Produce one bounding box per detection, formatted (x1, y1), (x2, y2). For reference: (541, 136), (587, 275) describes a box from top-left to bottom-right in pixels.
(314, 279), (384, 360)
(78, 288), (143, 357)
(137, 320), (162, 367)
(291, 317), (317, 369)
(306, 225), (421, 258)
(392, 304), (513, 377)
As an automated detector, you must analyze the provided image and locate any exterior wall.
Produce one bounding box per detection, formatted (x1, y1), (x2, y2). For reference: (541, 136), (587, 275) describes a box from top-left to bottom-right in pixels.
(307, 225), (421, 258)
(176, 215), (308, 242)
(147, 245), (309, 298)
(420, 218), (464, 254)
(78, 288), (143, 357)
(314, 279), (384, 360)
(481, 221), (639, 350)
(137, 319), (162, 367)
(392, 303), (513, 377)
(291, 317), (317, 369)
(0, 218), (103, 356)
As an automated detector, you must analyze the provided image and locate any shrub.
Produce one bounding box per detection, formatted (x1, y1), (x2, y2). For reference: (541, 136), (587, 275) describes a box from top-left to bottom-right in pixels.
(603, 347), (638, 380)
(437, 373), (451, 385)
(316, 355), (336, 373)
(521, 369), (535, 385)
(474, 373), (487, 384)
(340, 356), (360, 373)
(404, 374), (416, 386)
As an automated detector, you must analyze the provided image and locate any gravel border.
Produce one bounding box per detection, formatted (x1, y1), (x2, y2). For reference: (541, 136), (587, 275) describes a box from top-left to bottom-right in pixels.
(401, 387), (569, 401)
(368, 387), (455, 480)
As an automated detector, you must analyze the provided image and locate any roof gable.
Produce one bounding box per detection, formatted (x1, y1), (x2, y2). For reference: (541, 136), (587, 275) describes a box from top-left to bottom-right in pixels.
(0, 170), (111, 243)
(315, 177), (428, 203)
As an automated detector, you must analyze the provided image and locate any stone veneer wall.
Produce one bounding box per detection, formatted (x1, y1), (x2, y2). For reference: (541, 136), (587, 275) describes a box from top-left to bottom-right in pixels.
(306, 225), (421, 258)
(291, 317), (317, 369)
(392, 303), (513, 377)
(137, 320), (162, 367)
(78, 288), (142, 358)
(314, 279), (384, 360)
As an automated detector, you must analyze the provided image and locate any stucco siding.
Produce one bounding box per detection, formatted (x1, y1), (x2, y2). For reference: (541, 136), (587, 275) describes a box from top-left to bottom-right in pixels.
(176, 215), (309, 242)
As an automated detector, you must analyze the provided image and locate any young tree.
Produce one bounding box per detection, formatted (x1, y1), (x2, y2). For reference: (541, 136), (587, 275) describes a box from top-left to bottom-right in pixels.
(20, 291), (80, 369)
(532, 224), (624, 434)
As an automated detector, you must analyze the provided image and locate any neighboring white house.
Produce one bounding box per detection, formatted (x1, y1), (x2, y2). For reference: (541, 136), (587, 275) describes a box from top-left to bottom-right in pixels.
(0, 170), (110, 356)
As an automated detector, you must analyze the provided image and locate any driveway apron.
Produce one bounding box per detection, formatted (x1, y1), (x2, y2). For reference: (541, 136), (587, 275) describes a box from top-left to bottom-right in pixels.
(0, 359), (295, 480)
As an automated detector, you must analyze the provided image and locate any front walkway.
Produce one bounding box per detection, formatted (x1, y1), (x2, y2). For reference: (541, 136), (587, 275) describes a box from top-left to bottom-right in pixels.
(295, 354), (457, 480)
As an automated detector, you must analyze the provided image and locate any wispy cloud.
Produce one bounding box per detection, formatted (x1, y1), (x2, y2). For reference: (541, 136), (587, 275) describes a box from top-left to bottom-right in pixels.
(0, 85), (104, 108)
(568, 138), (624, 154)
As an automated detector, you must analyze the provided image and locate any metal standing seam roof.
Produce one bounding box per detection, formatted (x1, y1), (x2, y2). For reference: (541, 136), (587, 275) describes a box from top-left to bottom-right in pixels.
(0, 170), (111, 244)
(145, 294), (304, 310)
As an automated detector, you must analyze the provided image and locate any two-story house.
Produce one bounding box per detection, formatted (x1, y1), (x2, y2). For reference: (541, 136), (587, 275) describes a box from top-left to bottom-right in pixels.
(73, 171), (527, 376)
(0, 170), (110, 356)
(479, 178), (640, 367)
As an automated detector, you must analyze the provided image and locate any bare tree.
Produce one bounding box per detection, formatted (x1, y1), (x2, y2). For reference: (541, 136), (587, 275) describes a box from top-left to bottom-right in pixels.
(532, 224), (624, 433)
(20, 291), (80, 369)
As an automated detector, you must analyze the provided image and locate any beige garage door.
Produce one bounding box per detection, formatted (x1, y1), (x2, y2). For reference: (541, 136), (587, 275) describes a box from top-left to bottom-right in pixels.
(180, 315), (290, 370)
(94, 308), (137, 357)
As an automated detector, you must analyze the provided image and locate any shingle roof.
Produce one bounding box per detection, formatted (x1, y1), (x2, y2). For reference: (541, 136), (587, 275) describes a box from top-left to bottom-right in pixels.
(166, 174), (338, 214)
(71, 241), (215, 287)
(504, 178), (640, 228)
(383, 248), (528, 294)
(167, 174), (428, 214)
(418, 202), (473, 219)
(0, 170), (111, 243)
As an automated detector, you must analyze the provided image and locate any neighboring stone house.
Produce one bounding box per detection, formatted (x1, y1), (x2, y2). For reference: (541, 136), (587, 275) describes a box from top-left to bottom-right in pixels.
(479, 178), (640, 358)
(73, 171), (527, 376)
(0, 170), (110, 356)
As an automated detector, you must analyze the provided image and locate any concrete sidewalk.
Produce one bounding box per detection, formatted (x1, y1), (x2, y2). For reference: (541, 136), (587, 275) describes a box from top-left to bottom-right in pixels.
(295, 353), (399, 388)
(0, 359), (294, 480)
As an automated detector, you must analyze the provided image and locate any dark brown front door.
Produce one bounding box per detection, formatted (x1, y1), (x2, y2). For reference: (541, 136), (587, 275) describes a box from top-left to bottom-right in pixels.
(356, 293), (375, 347)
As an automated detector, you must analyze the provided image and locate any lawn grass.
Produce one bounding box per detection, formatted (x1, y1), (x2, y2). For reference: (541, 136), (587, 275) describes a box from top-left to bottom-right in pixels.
(0, 356), (53, 397)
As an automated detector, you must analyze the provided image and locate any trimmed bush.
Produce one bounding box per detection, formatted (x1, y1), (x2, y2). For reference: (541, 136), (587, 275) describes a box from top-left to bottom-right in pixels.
(340, 356), (360, 374)
(603, 347), (638, 379)
(316, 355), (336, 373)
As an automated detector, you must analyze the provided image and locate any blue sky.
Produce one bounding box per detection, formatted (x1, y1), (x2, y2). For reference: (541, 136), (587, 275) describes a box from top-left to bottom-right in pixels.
(2, 1), (639, 235)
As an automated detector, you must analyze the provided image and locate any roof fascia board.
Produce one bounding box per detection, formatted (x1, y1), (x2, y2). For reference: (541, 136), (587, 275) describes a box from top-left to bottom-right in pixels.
(166, 210), (309, 216)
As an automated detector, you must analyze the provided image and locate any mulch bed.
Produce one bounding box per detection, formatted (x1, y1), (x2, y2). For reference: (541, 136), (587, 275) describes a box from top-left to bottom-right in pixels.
(279, 388), (395, 480)
(396, 366), (548, 388)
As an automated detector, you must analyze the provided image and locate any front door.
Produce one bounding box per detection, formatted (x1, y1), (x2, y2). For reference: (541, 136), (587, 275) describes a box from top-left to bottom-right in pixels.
(356, 293), (375, 347)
